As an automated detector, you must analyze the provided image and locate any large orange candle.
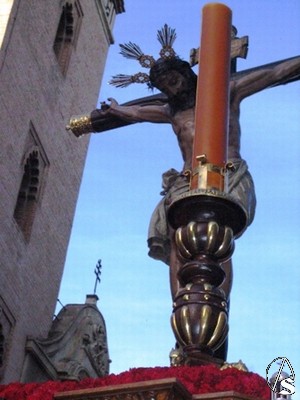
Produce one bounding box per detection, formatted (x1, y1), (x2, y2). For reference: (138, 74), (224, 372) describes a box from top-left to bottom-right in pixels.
(191, 3), (232, 190)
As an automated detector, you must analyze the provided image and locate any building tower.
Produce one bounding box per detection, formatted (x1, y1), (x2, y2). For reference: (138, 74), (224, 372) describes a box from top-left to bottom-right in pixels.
(0, 0), (124, 383)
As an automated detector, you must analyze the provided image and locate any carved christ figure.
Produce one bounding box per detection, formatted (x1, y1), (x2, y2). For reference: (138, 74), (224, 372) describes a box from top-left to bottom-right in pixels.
(68, 55), (300, 284)
(67, 27), (300, 359)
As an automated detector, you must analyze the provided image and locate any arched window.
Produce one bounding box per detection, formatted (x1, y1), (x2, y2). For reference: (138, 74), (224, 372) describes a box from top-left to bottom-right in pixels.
(53, 1), (83, 75)
(14, 150), (40, 241)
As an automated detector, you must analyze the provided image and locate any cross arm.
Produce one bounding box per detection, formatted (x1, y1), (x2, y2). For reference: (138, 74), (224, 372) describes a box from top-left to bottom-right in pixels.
(190, 26), (249, 73)
(231, 56), (300, 87)
(189, 34), (249, 67)
(67, 93), (167, 136)
(67, 57), (299, 136)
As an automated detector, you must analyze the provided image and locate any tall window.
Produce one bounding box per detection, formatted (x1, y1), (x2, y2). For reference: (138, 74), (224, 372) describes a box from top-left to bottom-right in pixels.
(0, 0), (14, 48)
(14, 150), (41, 241)
(53, 1), (83, 75)
(14, 125), (49, 242)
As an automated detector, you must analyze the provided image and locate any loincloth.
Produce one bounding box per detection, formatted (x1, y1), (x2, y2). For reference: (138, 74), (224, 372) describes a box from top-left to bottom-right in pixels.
(147, 159), (256, 265)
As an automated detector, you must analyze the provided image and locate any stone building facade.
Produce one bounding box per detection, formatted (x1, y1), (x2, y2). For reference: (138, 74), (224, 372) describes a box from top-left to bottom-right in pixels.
(0, 0), (124, 383)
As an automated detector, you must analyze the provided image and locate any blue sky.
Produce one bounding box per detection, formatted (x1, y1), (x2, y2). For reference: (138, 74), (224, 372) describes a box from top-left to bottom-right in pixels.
(59, 0), (300, 395)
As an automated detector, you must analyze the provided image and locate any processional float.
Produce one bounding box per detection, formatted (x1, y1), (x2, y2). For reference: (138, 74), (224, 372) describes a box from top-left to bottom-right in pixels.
(67, 3), (248, 366)
(61, 3), (279, 400)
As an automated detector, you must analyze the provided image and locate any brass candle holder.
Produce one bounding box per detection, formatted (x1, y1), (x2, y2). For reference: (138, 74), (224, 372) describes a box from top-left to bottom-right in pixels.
(167, 156), (247, 365)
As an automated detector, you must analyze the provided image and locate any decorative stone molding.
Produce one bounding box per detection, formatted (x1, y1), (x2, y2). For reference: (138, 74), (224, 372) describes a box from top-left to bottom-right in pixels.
(95, 0), (125, 44)
(0, 296), (15, 379)
(21, 295), (110, 382)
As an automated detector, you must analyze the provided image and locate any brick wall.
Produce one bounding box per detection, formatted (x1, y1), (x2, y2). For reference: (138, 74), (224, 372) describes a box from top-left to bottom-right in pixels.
(0, 0), (122, 383)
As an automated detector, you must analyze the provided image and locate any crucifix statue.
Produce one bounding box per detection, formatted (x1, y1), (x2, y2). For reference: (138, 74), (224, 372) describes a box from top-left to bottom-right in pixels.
(67, 6), (300, 366)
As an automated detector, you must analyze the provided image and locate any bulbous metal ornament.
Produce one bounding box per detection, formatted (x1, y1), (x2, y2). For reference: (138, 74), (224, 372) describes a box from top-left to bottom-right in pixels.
(175, 220), (234, 263)
(171, 282), (228, 355)
(167, 187), (247, 364)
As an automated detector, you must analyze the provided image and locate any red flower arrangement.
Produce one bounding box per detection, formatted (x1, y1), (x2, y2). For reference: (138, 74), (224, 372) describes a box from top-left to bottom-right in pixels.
(0, 365), (270, 400)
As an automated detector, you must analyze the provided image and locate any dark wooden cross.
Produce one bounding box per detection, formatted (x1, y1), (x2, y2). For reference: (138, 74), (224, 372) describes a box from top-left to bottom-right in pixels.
(189, 26), (249, 73)
(88, 27), (299, 134)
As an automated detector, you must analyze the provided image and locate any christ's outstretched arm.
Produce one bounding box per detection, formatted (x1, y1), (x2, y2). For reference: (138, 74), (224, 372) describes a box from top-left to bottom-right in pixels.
(231, 56), (300, 102)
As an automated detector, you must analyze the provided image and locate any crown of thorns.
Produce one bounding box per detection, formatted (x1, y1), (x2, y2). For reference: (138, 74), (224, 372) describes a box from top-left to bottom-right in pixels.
(110, 24), (177, 88)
